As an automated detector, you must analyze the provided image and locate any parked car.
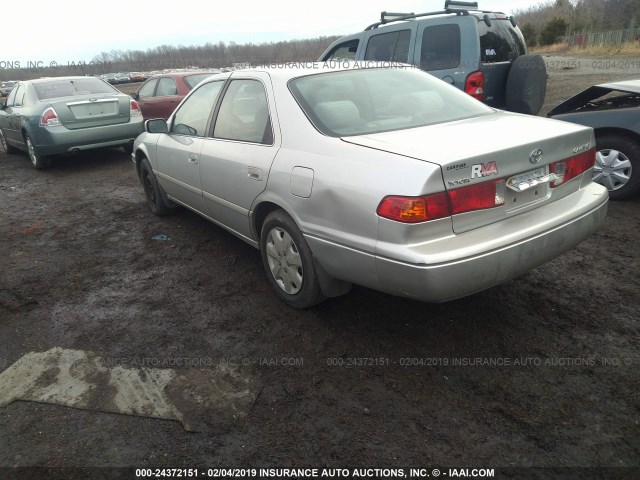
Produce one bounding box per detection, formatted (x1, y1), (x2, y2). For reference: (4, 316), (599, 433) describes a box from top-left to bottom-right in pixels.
(101, 74), (118, 84)
(548, 79), (640, 200)
(114, 73), (131, 84)
(1, 81), (17, 97)
(131, 71), (219, 120)
(0, 76), (144, 169)
(132, 63), (607, 308)
(128, 72), (145, 83)
(319, 0), (547, 115)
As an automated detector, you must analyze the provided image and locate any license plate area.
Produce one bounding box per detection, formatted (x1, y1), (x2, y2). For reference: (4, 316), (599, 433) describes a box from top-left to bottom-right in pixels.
(505, 167), (553, 210)
(68, 100), (118, 119)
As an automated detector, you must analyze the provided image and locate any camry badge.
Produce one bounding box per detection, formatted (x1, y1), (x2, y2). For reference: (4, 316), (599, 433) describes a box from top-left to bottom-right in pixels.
(529, 148), (543, 164)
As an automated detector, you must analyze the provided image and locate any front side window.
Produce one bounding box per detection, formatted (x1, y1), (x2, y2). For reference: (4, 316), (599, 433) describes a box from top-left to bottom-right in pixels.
(213, 80), (273, 144)
(170, 81), (224, 136)
(184, 74), (215, 90)
(6, 87), (17, 107)
(324, 40), (359, 61)
(420, 24), (461, 71)
(364, 30), (411, 62)
(289, 67), (492, 137)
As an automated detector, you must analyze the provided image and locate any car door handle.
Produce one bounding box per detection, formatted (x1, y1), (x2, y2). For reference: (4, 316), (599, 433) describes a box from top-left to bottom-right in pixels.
(188, 154), (198, 164)
(248, 166), (262, 181)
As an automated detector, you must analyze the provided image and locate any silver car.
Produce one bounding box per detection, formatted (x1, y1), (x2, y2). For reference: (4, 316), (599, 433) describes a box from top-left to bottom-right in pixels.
(132, 63), (608, 308)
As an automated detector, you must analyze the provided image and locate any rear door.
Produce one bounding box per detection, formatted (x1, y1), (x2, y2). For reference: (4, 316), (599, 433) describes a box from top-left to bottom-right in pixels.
(4, 85), (25, 144)
(198, 74), (280, 239)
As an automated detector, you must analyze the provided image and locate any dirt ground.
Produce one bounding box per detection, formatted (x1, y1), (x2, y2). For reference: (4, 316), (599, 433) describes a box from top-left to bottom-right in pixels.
(1, 55), (639, 479)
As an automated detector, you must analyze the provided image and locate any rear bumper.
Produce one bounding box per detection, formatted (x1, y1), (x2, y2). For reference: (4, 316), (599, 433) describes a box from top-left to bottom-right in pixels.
(30, 119), (143, 156)
(307, 182), (609, 302)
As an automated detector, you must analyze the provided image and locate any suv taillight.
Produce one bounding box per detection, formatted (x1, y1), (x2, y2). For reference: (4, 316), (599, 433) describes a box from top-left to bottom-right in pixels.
(549, 148), (596, 187)
(465, 71), (485, 101)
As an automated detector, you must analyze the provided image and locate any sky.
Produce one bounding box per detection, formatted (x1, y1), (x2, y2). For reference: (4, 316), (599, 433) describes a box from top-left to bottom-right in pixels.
(3, 0), (543, 65)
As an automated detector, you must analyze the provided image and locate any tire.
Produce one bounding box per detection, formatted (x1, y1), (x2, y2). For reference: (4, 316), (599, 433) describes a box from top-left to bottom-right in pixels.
(25, 134), (48, 170)
(260, 210), (325, 309)
(0, 128), (18, 154)
(140, 157), (173, 216)
(593, 133), (640, 201)
(505, 54), (547, 115)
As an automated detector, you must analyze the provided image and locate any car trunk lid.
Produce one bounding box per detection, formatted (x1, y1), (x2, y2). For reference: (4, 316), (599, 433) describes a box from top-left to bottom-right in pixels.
(49, 95), (131, 130)
(342, 111), (595, 233)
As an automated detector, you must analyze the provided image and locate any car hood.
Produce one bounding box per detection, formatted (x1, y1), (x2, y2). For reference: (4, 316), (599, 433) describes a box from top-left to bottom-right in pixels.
(548, 79), (640, 116)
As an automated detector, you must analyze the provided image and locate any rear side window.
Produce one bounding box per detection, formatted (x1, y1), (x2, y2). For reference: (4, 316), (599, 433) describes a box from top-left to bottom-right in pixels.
(364, 30), (411, 62)
(156, 77), (178, 96)
(479, 20), (526, 62)
(184, 74), (214, 89)
(420, 24), (461, 71)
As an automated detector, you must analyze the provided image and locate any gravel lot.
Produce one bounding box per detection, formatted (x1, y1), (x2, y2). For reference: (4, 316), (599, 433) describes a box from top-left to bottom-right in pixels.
(1, 56), (639, 479)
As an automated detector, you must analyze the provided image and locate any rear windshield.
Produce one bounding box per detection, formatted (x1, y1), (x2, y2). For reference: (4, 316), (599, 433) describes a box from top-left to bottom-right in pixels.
(289, 66), (492, 137)
(184, 73), (215, 89)
(34, 78), (118, 100)
(478, 19), (526, 63)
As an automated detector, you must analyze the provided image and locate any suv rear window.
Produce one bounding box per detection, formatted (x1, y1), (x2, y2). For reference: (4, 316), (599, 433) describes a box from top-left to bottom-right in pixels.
(364, 30), (411, 62)
(420, 24), (461, 71)
(478, 20), (526, 63)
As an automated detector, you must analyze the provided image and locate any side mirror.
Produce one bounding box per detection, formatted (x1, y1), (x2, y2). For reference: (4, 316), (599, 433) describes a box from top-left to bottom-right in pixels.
(145, 118), (168, 134)
(131, 92), (139, 100)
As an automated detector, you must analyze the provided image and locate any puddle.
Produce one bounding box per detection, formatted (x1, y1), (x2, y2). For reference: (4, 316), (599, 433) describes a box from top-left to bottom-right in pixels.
(0, 347), (260, 432)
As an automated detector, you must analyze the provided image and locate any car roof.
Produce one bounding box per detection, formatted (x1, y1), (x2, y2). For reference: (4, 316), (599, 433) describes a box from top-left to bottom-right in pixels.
(221, 62), (414, 81)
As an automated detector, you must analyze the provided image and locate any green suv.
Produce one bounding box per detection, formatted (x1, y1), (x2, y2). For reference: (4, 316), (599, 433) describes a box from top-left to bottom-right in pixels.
(319, 1), (547, 115)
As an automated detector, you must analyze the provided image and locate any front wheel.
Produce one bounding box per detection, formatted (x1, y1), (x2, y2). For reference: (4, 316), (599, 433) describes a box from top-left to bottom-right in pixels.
(25, 135), (48, 170)
(593, 133), (640, 200)
(260, 210), (324, 309)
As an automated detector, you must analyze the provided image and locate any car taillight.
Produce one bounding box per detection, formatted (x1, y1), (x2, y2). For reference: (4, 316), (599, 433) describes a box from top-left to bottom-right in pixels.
(465, 71), (485, 101)
(130, 99), (141, 117)
(448, 178), (506, 215)
(377, 193), (450, 223)
(40, 107), (61, 127)
(549, 148), (596, 187)
(377, 179), (506, 223)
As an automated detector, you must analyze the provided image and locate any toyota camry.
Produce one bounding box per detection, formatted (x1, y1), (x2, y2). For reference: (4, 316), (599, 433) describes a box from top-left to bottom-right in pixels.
(132, 63), (608, 308)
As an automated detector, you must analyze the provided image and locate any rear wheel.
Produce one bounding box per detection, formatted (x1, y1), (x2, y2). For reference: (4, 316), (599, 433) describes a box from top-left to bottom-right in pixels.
(0, 128), (18, 154)
(260, 210), (324, 309)
(140, 157), (173, 216)
(25, 135), (48, 170)
(593, 133), (640, 200)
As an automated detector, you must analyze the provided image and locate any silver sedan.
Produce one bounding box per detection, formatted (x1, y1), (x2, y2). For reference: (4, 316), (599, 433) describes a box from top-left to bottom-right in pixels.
(132, 63), (608, 308)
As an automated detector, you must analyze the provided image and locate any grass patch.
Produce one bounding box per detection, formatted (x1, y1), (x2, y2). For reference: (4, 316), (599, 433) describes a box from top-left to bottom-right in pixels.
(532, 41), (640, 57)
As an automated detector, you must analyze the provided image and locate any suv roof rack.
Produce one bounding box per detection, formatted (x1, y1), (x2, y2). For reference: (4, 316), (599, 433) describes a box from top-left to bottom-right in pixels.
(364, 1), (503, 30)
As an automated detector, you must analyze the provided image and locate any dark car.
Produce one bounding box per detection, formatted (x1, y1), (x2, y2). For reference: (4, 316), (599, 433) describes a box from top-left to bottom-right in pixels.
(319, 0), (547, 115)
(131, 71), (219, 120)
(548, 79), (640, 200)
